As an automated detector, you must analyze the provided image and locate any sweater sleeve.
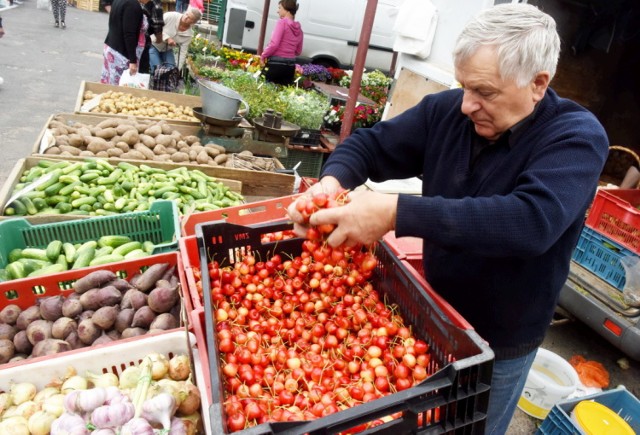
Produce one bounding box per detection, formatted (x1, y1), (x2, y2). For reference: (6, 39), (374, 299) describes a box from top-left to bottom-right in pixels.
(322, 93), (609, 257)
(122, 3), (143, 63)
(295, 29), (303, 56)
(261, 19), (285, 61)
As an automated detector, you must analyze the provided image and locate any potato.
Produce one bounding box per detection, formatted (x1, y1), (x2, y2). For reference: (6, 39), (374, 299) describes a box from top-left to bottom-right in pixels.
(55, 136), (70, 146)
(95, 127), (117, 140)
(159, 122), (172, 135)
(176, 140), (189, 150)
(115, 141), (130, 153)
(96, 151), (109, 158)
(154, 134), (173, 147)
(96, 118), (119, 129)
(170, 130), (183, 140)
(104, 148), (122, 158)
(165, 147), (177, 155)
(76, 127), (92, 138)
(87, 137), (109, 154)
(139, 134), (156, 148)
(79, 150), (96, 157)
(121, 129), (140, 146)
(68, 134), (84, 147)
(204, 146), (220, 157)
(44, 146), (61, 155)
(134, 144), (156, 160)
(214, 154), (228, 165)
(191, 144), (204, 154)
(188, 149), (198, 161)
(121, 150), (146, 160)
(206, 143), (227, 153)
(143, 125), (162, 137)
(58, 145), (82, 156)
(196, 150), (210, 164)
(184, 135), (200, 145)
(153, 144), (167, 155)
(116, 123), (137, 135)
(170, 152), (189, 163)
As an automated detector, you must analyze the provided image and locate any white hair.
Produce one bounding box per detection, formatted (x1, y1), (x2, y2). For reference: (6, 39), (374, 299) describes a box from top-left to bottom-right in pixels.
(453, 4), (560, 87)
(186, 7), (202, 22)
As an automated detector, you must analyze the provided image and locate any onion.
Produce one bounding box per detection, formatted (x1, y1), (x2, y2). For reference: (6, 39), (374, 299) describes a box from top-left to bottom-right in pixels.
(177, 380), (201, 415)
(10, 382), (37, 405)
(168, 354), (191, 381)
(147, 353), (169, 380)
(0, 416), (30, 435)
(61, 375), (88, 394)
(27, 410), (57, 435)
(42, 394), (65, 418)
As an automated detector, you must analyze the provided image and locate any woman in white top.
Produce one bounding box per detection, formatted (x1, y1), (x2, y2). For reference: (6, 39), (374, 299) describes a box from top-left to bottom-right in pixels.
(149, 7), (201, 73)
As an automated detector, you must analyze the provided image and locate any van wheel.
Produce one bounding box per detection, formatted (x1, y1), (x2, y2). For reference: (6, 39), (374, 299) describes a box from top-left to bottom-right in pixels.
(313, 58), (339, 69)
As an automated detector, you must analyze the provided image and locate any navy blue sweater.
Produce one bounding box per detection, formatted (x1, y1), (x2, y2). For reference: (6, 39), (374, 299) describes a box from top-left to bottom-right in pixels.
(322, 88), (609, 359)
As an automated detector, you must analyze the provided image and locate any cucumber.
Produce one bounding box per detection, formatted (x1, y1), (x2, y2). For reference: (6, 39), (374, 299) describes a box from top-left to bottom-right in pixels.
(6, 262), (26, 280)
(55, 254), (68, 269)
(112, 241), (142, 257)
(21, 197), (38, 215)
(9, 199), (28, 216)
(32, 197), (47, 210)
(46, 240), (63, 262)
(142, 241), (156, 253)
(20, 248), (50, 262)
(17, 258), (51, 274)
(8, 248), (23, 263)
(98, 236), (132, 248)
(94, 246), (114, 257)
(72, 246), (96, 269)
(27, 263), (66, 277)
(0, 269), (10, 282)
(124, 249), (149, 260)
(63, 243), (76, 264)
(89, 253), (125, 267)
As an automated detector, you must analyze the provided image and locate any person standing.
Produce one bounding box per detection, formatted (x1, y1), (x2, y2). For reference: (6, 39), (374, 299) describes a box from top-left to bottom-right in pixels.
(260, 0), (303, 86)
(288, 4), (609, 433)
(51, 0), (67, 28)
(139, 0), (164, 73)
(149, 7), (201, 73)
(101, 0), (151, 84)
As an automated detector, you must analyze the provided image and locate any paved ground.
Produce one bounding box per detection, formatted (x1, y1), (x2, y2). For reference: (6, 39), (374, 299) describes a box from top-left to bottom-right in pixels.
(0, 3), (639, 434)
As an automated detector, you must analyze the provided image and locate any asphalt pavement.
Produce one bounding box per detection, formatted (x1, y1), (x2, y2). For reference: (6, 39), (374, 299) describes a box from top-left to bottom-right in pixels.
(0, 3), (639, 434)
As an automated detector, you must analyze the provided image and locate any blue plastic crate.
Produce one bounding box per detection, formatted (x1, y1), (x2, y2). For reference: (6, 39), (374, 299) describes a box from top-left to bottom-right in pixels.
(571, 226), (637, 291)
(537, 388), (640, 434)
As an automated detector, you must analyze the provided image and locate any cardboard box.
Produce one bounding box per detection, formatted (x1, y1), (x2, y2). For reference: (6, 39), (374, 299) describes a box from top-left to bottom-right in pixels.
(74, 81), (202, 125)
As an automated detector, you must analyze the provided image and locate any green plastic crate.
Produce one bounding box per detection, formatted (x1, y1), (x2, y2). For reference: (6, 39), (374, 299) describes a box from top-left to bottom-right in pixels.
(279, 147), (324, 179)
(0, 200), (180, 268)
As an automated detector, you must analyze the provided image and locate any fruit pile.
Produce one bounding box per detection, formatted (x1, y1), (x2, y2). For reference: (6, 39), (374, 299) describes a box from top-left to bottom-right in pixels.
(201, 192), (436, 432)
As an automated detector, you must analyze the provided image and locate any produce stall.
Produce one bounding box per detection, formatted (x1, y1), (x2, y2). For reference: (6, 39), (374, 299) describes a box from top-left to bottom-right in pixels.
(0, 74), (495, 435)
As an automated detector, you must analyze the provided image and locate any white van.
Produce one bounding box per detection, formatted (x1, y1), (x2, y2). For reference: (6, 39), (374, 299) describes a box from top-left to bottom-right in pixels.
(222, 0), (402, 71)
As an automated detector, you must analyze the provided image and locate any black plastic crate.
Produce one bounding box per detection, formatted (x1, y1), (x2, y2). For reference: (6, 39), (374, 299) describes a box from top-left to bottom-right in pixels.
(290, 129), (322, 146)
(195, 219), (494, 435)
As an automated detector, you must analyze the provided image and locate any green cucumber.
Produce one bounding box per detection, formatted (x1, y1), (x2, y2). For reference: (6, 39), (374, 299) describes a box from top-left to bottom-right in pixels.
(20, 248), (50, 262)
(46, 240), (63, 262)
(72, 246), (96, 269)
(89, 253), (125, 267)
(27, 263), (66, 277)
(112, 241), (142, 257)
(98, 236), (132, 248)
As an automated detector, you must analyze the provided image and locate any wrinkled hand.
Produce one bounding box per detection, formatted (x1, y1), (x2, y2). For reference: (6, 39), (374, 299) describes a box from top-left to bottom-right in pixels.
(129, 63), (138, 75)
(167, 38), (177, 47)
(288, 176), (344, 236)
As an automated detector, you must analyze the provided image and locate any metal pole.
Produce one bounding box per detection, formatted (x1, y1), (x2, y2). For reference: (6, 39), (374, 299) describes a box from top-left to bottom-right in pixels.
(257, 0), (271, 56)
(340, 0), (378, 142)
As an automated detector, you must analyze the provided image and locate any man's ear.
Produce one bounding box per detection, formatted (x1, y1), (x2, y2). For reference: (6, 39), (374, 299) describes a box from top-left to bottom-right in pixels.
(532, 71), (550, 102)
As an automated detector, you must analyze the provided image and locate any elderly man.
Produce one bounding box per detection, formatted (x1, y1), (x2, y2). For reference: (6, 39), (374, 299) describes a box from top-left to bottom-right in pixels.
(289, 4), (609, 433)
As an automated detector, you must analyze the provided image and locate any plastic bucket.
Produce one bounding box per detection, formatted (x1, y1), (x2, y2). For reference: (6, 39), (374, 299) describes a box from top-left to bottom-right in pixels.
(517, 348), (580, 419)
(198, 80), (249, 120)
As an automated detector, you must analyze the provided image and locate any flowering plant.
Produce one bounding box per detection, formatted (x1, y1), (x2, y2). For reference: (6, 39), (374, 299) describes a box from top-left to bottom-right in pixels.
(327, 67), (347, 85)
(299, 64), (332, 82)
(279, 88), (330, 129)
(324, 103), (382, 130)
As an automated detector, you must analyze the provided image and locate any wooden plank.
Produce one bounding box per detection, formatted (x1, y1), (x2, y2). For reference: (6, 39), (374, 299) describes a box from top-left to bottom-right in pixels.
(384, 68), (449, 121)
(75, 81), (202, 126)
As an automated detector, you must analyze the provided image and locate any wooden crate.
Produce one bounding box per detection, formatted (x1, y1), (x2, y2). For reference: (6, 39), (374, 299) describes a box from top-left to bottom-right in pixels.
(76, 0), (99, 11)
(31, 113), (204, 155)
(75, 81), (202, 126)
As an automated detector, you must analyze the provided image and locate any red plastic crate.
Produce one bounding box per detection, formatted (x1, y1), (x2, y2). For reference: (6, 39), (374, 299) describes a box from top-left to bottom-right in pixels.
(585, 188), (640, 255)
(180, 235), (204, 311)
(196, 220), (494, 434)
(0, 252), (190, 370)
(180, 194), (300, 237)
(383, 231), (424, 275)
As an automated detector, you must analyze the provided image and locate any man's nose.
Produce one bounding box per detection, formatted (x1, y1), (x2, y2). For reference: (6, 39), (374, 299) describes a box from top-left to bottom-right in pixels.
(461, 90), (480, 115)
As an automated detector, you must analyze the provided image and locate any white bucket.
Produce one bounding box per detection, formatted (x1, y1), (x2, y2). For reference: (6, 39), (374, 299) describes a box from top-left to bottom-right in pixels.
(517, 348), (580, 419)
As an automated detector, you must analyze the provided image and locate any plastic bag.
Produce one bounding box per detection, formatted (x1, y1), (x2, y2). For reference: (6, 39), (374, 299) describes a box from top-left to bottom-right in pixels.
(118, 70), (150, 89)
(569, 355), (610, 388)
(620, 256), (640, 307)
(37, 0), (51, 10)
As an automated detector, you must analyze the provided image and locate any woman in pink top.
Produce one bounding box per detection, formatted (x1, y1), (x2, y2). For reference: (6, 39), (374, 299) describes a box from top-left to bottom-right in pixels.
(260, 0), (303, 85)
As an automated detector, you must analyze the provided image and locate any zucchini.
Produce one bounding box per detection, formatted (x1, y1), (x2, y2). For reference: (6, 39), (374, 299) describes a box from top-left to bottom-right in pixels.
(46, 240), (63, 262)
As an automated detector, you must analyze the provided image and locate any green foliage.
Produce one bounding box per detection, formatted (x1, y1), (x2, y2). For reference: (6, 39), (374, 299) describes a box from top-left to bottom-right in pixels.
(279, 88), (330, 130)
